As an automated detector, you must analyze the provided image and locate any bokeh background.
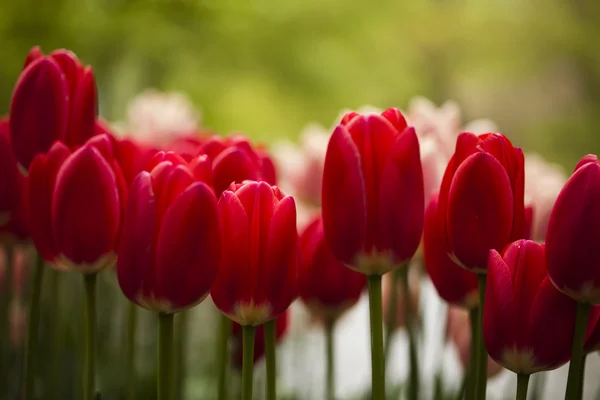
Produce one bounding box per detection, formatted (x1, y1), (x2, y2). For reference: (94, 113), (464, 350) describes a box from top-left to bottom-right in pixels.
(1, 0), (600, 168)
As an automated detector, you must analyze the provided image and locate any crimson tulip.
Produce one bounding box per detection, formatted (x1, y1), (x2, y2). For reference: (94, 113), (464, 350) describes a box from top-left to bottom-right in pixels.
(10, 47), (97, 170)
(438, 132), (525, 272)
(210, 181), (297, 326)
(484, 240), (598, 374)
(299, 215), (365, 319)
(25, 134), (126, 271)
(423, 193), (478, 308)
(321, 108), (424, 275)
(546, 154), (600, 303)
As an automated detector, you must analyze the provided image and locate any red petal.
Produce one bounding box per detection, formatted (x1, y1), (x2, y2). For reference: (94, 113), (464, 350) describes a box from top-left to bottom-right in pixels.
(0, 124), (19, 215)
(65, 66), (97, 147)
(10, 58), (69, 169)
(117, 172), (157, 307)
(212, 147), (260, 196)
(23, 46), (44, 69)
(378, 127), (424, 263)
(447, 152), (514, 270)
(574, 154), (598, 172)
(155, 165), (195, 226)
(321, 125), (366, 265)
(52, 146), (120, 267)
(381, 107), (408, 132)
(155, 182), (220, 311)
(189, 154), (213, 186)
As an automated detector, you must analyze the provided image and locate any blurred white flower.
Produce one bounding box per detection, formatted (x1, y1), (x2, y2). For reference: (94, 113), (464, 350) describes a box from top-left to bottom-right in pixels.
(124, 89), (200, 146)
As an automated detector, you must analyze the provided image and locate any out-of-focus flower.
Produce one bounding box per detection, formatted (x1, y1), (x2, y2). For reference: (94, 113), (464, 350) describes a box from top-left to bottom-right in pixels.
(438, 132), (526, 272)
(546, 154), (600, 303)
(9, 298), (26, 348)
(211, 181), (297, 326)
(322, 108), (424, 275)
(299, 216), (365, 320)
(381, 265), (421, 330)
(117, 156), (220, 313)
(231, 311), (289, 369)
(10, 47), (97, 169)
(485, 240), (599, 373)
(26, 134), (127, 272)
(524, 153), (567, 242)
(125, 89), (200, 147)
(446, 306), (503, 378)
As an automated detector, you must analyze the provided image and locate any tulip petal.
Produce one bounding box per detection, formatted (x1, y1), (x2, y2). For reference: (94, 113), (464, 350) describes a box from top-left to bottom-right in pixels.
(155, 182), (220, 311)
(65, 66), (97, 146)
(447, 152), (514, 270)
(321, 125), (366, 265)
(381, 108), (408, 132)
(378, 127), (424, 263)
(24, 46), (44, 68)
(52, 146), (120, 266)
(212, 147), (260, 196)
(575, 154), (598, 172)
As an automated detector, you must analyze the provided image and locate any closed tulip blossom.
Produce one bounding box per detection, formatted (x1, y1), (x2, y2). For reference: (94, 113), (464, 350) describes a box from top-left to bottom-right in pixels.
(10, 47), (97, 170)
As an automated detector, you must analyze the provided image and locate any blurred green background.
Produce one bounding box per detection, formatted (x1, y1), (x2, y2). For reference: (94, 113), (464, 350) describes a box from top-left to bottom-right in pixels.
(1, 0), (600, 167)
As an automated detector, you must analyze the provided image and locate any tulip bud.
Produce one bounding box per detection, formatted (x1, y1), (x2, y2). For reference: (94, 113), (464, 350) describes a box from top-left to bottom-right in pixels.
(299, 216), (365, 320)
(210, 181), (298, 326)
(423, 194), (478, 308)
(546, 155), (600, 303)
(10, 47), (97, 169)
(117, 160), (220, 313)
(438, 132), (526, 272)
(484, 240), (599, 374)
(321, 108), (424, 275)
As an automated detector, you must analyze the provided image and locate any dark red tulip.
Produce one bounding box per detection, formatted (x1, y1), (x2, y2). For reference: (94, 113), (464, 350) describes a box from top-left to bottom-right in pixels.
(423, 193), (478, 308)
(484, 240), (599, 374)
(438, 132), (525, 272)
(232, 311), (289, 369)
(299, 215), (365, 319)
(117, 159), (220, 313)
(210, 181), (297, 326)
(546, 154), (600, 303)
(321, 108), (424, 275)
(26, 134), (126, 271)
(10, 47), (97, 169)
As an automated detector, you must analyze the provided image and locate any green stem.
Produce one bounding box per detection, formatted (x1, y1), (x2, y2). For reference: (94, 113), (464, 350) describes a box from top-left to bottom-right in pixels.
(241, 325), (256, 400)
(49, 269), (64, 398)
(565, 302), (590, 400)
(475, 274), (488, 400)
(217, 314), (232, 400)
(126, 301), (138, 400)
(83, 273), (97, 400)
(400, 266), (419, 400)
(325, 317), (336, 400)
(384, 269), (401, 363)
(158, 312), (174, 400)
(174, 311), (189, 400)
(367, 274), (385, 400)
(0, 243), (14, 345)
(516, 374), (530, 400)
(264, 319), (276, 400)
(22, 252), (45, 400)
(466, 308), (478, 400)
(579, 353), (588, 399)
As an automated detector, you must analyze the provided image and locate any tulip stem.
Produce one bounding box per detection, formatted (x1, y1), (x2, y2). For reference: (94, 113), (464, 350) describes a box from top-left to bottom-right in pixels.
(516, 374), (530, 400)
(158, 312), (174, 400)
(174, 311), (189, 400)
(22, 252), (44, 400)
(264, 319), (277, 400)
(242, 325), (256, 400)
(400, 266), (419, 400)
(125, 301), (138, 400)
(565, 302), (590, 400)
(83, 273), (97, 400)
(384, 268), (401, 362)
(466, 307), (478, 400)
(325, 317), (336, 400)
(217, 314), (231, 400)
(0, 243), (14, 353)
(367, 274), (385, 400)
(475, 274), (488, 400)
(49, 269), (64, 398)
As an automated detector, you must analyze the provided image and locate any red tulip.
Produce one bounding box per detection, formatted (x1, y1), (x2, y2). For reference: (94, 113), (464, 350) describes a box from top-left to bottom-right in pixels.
(26, 134), (126, 271)
(117, 159), (220, 313)
(299, 216), (365, 319)
(210, 181), (297, 326)
(438, 132), (525, 272)
(321, 108), (424, 275)
(546, 155), (600, 303)
(484, 240), (599, 374)
(231, 311), (289, 369)
(423, 193), (478, 308)
(10, 47), (97, 170)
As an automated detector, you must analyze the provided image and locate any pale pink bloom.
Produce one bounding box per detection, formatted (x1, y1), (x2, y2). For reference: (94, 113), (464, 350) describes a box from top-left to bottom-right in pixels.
(524, 153), (567, 241)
